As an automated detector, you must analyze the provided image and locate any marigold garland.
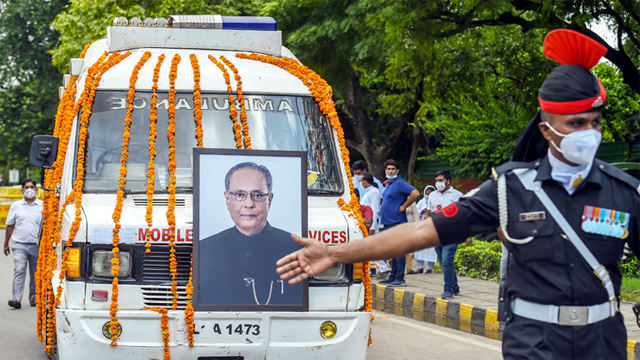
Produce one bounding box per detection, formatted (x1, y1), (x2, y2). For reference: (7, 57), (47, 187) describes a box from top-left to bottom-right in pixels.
(208, 55), (242, 148)
(236, 52), (374, 343)
(145, 54), (166, 253)
(189, 54), (204, 148)
(143, 307), (170, 359)
(167, 54), (181, 310)
(220, 56), (251, 149)
(109, 51), (152, 346)
(185, 253), (195, 346)
(185, 53), (204, 347)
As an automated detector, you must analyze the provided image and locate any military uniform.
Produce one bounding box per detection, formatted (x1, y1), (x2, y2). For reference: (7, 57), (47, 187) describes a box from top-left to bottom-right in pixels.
(430, 155), (639, 359)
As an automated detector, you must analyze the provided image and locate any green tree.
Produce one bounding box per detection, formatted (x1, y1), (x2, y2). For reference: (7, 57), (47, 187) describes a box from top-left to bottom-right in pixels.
(269, 0), (420, 179)
(0, 0), (69, 179)
(379, 0), (639, 95)
(51, 0), (265, 70)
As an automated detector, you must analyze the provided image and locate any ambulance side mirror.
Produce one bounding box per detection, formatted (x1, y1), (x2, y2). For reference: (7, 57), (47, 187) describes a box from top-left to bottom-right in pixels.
(29, 135), (59, 191)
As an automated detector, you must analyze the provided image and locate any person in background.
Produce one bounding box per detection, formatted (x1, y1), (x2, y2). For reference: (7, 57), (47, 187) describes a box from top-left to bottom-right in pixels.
(378, 159), (420, 287)
(404, 200), (420, 274)
(427, 170), (464, 299)
(410, 185), (437, 274)
(4, 179), (42, 309)
(0, 175), (5, 186)
(351, 160), (384, 200)
(359, 173), (388, 279)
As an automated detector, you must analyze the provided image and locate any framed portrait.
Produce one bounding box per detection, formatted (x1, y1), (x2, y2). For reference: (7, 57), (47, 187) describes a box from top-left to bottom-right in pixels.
(193, 148), (309, 311)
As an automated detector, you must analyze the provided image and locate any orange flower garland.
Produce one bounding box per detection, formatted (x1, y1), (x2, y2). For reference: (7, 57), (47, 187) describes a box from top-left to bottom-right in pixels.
(167, 54), (181, 310)
(109, 51), (152, 346)
(208, 55), (242, 148)
(236, 53), (374, 343)
(55, 51), (131, 307)
(145, 54), (166, 253)
(185, 253), (195, 346)
(143, 307), (170, 359)
(185, 53), (204, 347)
(190, 54), (204, 148)
(220, 56), (251, 149)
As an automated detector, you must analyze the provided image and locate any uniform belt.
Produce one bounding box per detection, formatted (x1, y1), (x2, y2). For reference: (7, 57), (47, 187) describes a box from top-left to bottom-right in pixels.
(511, 298), (616, 326)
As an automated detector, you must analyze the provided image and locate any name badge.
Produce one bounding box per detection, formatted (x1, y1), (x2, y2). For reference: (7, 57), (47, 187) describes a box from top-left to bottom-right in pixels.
(581, 206), (629, 239)
(519, 211), (546, 221)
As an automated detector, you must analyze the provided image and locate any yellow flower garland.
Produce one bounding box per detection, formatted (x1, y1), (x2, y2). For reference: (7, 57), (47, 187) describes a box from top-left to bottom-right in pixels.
(109, 51), (152, 346)
(145, 54), (166, 253)
(167, 54), (181, 310)
(220, 56), (251, 149)
(208, 55), (242, 148)
(143, 307), (170, 359)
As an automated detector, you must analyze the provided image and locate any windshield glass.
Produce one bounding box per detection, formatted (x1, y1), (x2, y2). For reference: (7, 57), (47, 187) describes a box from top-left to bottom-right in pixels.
(82, 91), (343, 195)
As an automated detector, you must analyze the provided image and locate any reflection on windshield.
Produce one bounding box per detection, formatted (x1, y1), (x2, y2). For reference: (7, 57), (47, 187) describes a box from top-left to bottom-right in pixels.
(83, 91), (343, 195)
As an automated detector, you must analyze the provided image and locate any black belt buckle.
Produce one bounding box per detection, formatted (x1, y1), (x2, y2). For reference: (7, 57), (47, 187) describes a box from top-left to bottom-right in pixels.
(633, 302), (640, 329)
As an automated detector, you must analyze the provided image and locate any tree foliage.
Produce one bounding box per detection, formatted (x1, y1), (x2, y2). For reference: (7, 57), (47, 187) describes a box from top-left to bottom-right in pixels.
(0, 0), (68, 178)
(51, 0), (264, 69)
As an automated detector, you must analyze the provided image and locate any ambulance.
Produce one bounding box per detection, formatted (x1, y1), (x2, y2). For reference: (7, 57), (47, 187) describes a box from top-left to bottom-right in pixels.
(30, 15), (371, 360)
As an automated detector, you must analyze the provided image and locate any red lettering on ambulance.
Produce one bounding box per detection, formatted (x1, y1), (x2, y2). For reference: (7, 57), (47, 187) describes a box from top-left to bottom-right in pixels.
(151, 228), (160, 241)
(331, 231), (339, 243)
(139, 229), (147, 242)
(186, 229), (193, 242)
(339, 231), (347, 243)
(322, 231), (331, 243)
(177, 229), (184, 242)
(162, 228), (170, 242)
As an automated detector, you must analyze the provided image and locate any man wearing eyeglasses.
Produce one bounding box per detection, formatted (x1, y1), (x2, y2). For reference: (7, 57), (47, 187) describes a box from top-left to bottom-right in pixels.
(198, 162), (302, 306)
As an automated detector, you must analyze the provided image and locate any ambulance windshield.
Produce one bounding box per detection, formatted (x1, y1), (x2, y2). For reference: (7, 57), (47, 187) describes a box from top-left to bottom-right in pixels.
(82, 91), (344, 195)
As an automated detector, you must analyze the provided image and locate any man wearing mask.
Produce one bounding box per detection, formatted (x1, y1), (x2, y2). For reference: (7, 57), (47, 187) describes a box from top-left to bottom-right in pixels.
(4, 179), (42, 309)
(276, 30), (639, 359)
(427, 170), (463, 298)
(378, 159), (420, 287)
(351, 160), (384, 200)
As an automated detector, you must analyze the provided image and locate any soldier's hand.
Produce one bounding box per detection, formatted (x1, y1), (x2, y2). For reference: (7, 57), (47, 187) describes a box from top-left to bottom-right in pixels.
(277, 234), (335, 285)
(3, 243), (10, 256)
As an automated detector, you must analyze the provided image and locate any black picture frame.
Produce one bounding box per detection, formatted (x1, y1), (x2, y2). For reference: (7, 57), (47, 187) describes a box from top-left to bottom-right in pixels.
(193, 148), (309, 311)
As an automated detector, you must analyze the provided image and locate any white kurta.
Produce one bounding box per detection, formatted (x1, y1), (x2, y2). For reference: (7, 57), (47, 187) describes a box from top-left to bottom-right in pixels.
(414, 194), (437, 262)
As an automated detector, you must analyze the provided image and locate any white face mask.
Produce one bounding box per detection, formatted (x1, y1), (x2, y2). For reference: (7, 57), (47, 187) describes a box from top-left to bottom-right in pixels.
(386, 174), (397, 180)
(354, 175), (363, 182)
(435, 182), (447, 192)
(24, 188), (36, 199)
(545, 122), (602, 165)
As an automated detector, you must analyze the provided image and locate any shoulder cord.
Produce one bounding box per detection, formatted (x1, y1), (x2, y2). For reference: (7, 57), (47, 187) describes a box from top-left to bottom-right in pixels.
(498, 172), (534, 244)
(514, 168), (618, 315)
(244, 278), (273, 306)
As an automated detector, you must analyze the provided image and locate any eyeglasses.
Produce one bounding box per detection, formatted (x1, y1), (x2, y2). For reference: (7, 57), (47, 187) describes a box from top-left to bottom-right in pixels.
(227, 190), (271, 202)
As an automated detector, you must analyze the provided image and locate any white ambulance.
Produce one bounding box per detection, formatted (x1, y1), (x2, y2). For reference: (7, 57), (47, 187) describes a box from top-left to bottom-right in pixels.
(31, 15), (370, 360)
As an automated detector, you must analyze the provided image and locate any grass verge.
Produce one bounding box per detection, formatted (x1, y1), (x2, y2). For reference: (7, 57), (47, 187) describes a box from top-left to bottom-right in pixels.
(621, 277), (640, 302)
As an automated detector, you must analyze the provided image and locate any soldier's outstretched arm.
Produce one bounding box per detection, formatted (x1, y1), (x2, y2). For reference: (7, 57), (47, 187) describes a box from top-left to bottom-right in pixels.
(277, 218), (441, 284)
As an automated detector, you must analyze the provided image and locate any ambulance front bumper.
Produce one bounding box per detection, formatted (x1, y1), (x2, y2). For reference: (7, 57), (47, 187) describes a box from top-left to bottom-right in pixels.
(55, 309), (371, 360)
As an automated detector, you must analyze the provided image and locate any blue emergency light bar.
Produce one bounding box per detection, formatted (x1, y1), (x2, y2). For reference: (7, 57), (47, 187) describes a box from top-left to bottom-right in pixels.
(221, 16), (277, 31)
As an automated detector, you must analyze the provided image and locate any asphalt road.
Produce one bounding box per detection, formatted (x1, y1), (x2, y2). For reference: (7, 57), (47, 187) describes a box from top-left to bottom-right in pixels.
(0, 227), (501, 360)
(366, 310), (502, 360)
(0, 229), (49, 359)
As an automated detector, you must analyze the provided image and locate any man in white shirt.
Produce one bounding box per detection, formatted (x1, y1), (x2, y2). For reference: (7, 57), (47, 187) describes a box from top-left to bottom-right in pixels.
(4, 179), (43, 309)
(427, 170), (463, 299)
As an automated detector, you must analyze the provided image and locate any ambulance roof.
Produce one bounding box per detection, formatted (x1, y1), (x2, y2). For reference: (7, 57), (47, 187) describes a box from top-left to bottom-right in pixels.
(76, 33), (312, 96)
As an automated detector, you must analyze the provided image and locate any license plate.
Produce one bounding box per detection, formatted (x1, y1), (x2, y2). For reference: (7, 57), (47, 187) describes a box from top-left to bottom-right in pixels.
(195, 321), (262, 342)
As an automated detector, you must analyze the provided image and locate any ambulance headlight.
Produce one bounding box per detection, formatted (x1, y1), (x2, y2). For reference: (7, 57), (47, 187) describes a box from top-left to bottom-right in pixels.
(92, 251), (132, 278)
(312, 263), (345, 281)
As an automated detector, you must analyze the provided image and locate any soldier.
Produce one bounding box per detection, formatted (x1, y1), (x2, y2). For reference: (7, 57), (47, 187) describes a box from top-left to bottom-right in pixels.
(276, 29), (639, 359)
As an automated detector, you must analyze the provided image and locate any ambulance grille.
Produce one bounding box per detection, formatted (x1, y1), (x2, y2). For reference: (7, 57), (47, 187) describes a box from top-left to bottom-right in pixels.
(133, 198), (186, 207)
(141, 285), (188, 310)
(142, 246), (192, 283)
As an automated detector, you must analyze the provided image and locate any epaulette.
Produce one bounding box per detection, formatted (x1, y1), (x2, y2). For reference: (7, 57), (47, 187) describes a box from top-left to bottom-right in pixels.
(492, 161), (537, 180)
(594, 159), (640, 195)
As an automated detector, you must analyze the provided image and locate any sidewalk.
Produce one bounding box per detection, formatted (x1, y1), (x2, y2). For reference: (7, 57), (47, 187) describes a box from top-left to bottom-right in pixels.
(371, 270), (639, 359)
